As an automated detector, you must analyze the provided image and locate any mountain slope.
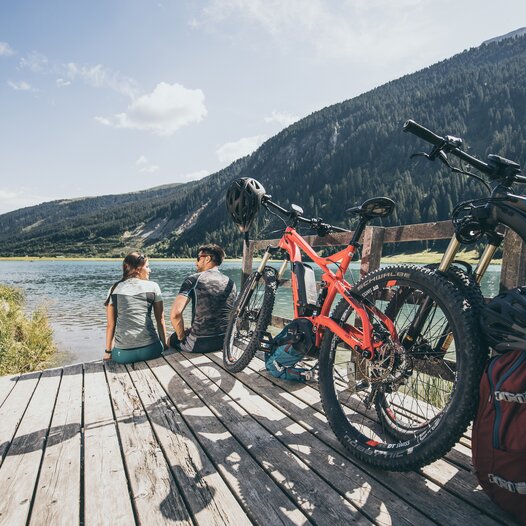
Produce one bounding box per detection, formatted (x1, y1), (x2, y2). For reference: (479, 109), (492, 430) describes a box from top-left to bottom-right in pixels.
(1, 33), (526, 257)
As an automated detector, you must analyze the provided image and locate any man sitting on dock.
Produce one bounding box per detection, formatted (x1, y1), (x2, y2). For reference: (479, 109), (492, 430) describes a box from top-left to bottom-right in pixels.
(169, 243), (236, 353)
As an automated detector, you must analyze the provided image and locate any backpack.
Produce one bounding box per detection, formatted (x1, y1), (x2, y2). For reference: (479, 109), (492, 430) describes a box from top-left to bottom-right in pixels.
(272, 318), (317, 357)
(264, 318), (317, 382)
(472, 350), (526, 525)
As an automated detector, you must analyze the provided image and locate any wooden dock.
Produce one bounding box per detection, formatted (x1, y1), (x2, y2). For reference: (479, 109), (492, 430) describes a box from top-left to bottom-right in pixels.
(0, 350), (520, 526)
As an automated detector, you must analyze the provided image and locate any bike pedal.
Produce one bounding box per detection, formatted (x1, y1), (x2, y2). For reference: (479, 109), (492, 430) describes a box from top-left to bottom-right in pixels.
(258, 331), (274, 353)
(354, 380), (370, 392)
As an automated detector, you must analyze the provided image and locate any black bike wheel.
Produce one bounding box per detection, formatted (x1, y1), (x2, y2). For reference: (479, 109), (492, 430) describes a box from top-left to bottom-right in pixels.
(223, 266), (277, 373)
(318, 264), (487, 471)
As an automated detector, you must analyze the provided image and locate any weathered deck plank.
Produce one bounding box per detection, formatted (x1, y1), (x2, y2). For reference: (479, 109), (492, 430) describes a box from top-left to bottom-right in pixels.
(237, 354), (516, 526)
(149, 355), (310, 525)
(83, 361), (135, 526)
(30, 364), (83, 526)
(0, 352), (519, 526)
(170, 352), (376, 525)
(0, 369), (61, 525)
(0, 373), (18, 407)
(0, 371), (40, 466)
(127, 361), (252, 526)
(197, 353), (434, 526)
(106, 362), (192, 525)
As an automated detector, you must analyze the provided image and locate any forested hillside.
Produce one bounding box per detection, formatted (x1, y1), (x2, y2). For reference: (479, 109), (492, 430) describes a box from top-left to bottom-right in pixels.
(1, 33), (526, 257)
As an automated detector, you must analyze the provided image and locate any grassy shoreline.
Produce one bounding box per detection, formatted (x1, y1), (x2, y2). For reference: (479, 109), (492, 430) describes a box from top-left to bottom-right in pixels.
(381, 249), (502, 265)
(0, 285), (57, 374)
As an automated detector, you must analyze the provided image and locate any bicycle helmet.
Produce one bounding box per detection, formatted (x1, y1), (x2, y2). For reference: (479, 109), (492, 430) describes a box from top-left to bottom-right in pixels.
(480, 286), (526, 352)
(225, 177), (266, 233)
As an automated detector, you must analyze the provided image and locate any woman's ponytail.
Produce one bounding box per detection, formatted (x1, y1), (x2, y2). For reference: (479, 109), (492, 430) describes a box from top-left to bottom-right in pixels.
(104, 252), (147, 306)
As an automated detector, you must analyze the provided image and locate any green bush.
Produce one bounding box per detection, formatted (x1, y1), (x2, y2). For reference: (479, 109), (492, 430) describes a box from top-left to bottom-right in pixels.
(0, 284), (57, 375)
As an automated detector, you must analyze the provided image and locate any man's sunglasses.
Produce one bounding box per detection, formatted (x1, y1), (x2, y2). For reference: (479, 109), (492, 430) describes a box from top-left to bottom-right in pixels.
(196, 254), (210, 261)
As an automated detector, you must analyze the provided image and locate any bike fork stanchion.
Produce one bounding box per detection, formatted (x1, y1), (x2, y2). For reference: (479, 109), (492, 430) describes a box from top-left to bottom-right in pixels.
(277, 259), (288, 280)
(474, 243), (500, 284)
(438, 237), (461, 272)
(402, 237), (461, 351)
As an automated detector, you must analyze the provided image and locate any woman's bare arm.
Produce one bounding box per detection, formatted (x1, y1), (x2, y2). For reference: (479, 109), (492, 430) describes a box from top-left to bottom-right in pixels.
(153, 301), (168, 348)
(105, 304), (116, 354)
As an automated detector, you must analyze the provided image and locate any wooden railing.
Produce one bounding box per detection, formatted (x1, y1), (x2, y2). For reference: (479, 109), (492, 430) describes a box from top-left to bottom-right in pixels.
(241, 220), (526, 327)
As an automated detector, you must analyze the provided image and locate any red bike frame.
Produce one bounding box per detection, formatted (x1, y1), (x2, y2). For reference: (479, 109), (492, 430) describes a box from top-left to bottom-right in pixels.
(277, 226), (398, 356)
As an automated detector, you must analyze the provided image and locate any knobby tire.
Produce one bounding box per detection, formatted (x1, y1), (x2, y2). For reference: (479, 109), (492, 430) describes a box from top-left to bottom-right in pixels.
(318, 264), (487, 471)
(223, 267), (276, 373)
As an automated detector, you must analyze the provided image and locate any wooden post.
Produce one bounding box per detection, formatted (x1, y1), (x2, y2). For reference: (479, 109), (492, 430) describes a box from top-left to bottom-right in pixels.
(500, 229), (526, 291)
(360, 226), (385, 278)
(241, 239), (255, 287)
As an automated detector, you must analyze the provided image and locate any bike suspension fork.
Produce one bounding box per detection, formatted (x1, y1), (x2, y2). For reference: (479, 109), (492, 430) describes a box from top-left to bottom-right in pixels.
(277, 259), (288, 280)
(399, 234), (464, 349)
(238, 247), (275, 312)
(437, 236), (461, 272)
(256, 247), (273, 274)
(474, 242), (500, 284)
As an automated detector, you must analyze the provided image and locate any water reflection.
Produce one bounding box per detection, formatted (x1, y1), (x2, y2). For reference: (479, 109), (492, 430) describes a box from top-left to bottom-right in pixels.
(0, 260), (501, 366)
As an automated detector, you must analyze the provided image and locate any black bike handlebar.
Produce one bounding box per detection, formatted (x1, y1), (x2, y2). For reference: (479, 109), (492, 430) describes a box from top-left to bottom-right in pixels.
(263, 197), (349, 234)
(403, 119), (495, 176)
(402, 119), (444, 147)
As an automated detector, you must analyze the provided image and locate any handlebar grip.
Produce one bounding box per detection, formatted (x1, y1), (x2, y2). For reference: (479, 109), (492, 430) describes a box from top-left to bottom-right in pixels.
(403, 119), (444, 147)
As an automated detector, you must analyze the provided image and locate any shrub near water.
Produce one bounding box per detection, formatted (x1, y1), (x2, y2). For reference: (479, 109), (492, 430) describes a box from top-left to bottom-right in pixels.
(0, 285), (56, 375)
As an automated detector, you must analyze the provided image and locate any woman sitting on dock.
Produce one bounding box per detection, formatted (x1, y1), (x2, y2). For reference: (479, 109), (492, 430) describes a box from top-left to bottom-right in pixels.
(103, 252), (167, 364)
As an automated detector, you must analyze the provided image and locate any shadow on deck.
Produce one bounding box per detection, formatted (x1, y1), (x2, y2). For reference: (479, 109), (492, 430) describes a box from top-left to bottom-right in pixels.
(0, 350), (520, 526)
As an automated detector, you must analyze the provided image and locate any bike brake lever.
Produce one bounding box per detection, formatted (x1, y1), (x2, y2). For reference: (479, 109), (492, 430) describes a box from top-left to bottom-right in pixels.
(409, 151), (431, 160)
(437, 150), (452, 168)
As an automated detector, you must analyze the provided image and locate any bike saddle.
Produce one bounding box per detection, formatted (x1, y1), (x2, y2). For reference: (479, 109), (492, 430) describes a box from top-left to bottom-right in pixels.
(346, 197), (396, 219)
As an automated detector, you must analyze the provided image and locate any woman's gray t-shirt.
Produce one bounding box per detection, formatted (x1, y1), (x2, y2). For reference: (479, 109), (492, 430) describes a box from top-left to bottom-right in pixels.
(107, 278), (163, 349)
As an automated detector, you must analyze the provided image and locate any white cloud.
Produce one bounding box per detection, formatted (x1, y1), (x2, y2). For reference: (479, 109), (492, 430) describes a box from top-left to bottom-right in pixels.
(135, 156), (159, 173)
(18, 52), (139, 97)
(0, 41), (15, 57)
(200, 0), (427, 62)
(7, 80), (35, 91)
(19, 51), (49, 72)
(97, 82), (207, 135)
(64, 62), (139, 99)
(264, 110), (299, 126)
(216, 135), (266, 164)
(94, 116), (111, 126)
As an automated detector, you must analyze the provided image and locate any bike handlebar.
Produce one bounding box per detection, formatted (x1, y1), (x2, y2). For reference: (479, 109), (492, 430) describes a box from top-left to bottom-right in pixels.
(403, 119), (495, 176)
(402, 119), (444, 147)
(263, 197), (349, 234)
(403, 120), (526, 186)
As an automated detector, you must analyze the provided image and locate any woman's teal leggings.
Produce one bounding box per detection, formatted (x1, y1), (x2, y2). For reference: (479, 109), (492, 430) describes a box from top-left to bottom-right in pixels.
(112, 340), (164, 364)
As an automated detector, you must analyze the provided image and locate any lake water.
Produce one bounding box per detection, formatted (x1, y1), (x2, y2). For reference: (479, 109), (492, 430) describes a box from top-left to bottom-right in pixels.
(0, 260), (502, 366)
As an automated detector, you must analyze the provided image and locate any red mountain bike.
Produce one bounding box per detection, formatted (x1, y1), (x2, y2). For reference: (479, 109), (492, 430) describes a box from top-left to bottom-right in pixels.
(224, 180), (483, 471)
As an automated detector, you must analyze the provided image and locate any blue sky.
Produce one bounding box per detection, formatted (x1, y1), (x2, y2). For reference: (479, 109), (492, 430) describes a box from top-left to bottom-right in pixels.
(1, 0), (525, 214)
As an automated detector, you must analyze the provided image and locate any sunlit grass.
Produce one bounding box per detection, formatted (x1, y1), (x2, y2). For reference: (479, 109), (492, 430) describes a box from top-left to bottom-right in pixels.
(382, 249), (501, 265)
(0, 284), (57, 375)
